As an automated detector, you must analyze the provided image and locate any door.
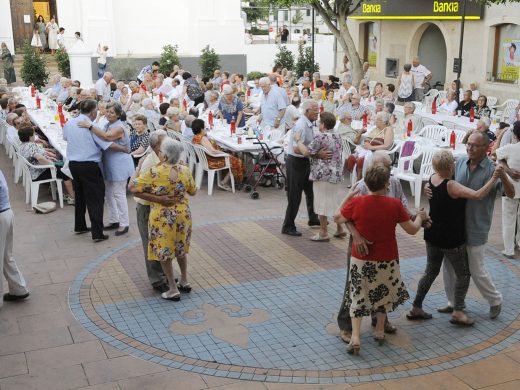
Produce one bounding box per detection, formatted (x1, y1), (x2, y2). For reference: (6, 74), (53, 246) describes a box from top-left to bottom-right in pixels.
(418, 24), (447, 88)
(10, 0), (35, 50)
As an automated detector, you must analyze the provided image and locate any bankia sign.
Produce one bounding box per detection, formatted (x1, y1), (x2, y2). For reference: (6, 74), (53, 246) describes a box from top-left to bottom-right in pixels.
(350, 0), (484, 20)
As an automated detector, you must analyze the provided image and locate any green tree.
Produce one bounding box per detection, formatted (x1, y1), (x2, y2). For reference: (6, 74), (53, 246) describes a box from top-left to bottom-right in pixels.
(20, 42), (49, 90)
(55, 48), (70, 78)
(291, 10), (303, 24)
(243, 0), (270, 24)
(198, 45), (221, 78)
(295, 41), (319, 77)
(268, 0), (519, 85)
(274, 45), (295, 70)
(158, 44), (180, 76)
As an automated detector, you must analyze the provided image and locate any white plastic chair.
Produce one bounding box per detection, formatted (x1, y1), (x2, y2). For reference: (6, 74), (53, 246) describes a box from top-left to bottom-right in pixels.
(420, 116), (440, 128)
(0, 119), (7, 146)
(17, 153), (64, 208)
(492, 99), (519, 122)
(394, 147), (434, 209)
(437, 90), (447, 104)
(413, 102), (423, 113)
(418, 125), (449, 145)
(368, 81), (377, 96)
(486, 96), (498, 108)
(392, 142), (422, 195)
(179, 138), (198, 177)
(191, 144), (235, 195)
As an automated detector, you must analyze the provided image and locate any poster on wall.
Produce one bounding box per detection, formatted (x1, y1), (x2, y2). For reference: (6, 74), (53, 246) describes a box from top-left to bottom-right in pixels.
(500, 39), (520, 82)
(368, 22), (379, 67)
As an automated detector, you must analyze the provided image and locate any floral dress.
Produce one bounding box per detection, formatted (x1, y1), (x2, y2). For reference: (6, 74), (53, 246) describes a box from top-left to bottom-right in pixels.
(133, 163), (196, 261)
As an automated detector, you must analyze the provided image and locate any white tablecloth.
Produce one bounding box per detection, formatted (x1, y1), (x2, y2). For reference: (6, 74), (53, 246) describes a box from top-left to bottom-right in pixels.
(207, 122), (277, 153)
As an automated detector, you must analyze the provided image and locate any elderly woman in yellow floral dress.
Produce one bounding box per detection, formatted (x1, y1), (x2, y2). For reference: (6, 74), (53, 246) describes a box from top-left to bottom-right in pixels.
(129, 138), (196, 301)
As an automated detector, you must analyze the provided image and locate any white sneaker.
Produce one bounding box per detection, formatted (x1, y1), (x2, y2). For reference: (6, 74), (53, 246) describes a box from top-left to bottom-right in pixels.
(64, 195), (75, 205)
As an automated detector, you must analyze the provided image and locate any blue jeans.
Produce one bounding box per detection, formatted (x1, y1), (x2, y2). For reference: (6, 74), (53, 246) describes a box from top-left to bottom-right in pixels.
(97, 63), (106, 79)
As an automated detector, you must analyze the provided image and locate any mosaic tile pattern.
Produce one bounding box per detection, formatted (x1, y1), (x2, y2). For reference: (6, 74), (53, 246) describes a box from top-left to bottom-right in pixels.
(69, 217), (520, 384)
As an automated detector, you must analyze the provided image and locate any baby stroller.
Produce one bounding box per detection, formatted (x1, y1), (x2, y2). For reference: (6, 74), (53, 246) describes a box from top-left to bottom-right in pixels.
(243, 131), (286, 199)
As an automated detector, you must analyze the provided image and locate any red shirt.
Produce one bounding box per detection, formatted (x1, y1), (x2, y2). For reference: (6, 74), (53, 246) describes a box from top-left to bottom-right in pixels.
(341, 195), (410, 261)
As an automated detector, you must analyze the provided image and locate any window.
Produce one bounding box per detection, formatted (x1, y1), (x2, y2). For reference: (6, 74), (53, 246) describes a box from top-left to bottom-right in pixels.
(306, 9), (311, 16)
(491, 23), (520, 83)
(284, 11), (288, 21)
(294, 29), (300, 34)
(362, 22), (378, 67)
(273, 11), (278, 21)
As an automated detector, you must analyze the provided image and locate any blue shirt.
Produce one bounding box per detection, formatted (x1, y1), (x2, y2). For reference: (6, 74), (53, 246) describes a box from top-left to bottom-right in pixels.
(288, 116), (314, 158)
(260, 87), (287, 127)
(182, 126), (194, 142)
(0, 170), (10, 210)
(101, 120), (134, 182)
(455, 156), (501, 246)
(63, 114), (113, 162)
(218, 96), (245, 127)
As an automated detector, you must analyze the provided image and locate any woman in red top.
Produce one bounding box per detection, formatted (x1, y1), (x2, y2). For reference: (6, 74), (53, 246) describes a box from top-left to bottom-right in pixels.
(335, 165), (427, 355)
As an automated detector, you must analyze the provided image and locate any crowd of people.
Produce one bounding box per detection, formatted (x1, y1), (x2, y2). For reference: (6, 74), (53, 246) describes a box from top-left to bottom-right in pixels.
(1, 56), (520, 360)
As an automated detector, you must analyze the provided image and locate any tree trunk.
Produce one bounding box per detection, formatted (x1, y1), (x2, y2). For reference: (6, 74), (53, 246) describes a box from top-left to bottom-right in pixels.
(336, 14), (363, 84)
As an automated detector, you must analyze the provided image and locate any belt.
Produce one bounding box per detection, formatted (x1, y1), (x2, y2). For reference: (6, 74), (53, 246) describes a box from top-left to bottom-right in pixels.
(0, 208), (10, 214)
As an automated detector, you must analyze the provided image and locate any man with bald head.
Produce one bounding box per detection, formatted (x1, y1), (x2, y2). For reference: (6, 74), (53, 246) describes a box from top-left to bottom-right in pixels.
(434, 132), (514, 319)
(95, 72), (113, 101)
(411, 57), (432, 101)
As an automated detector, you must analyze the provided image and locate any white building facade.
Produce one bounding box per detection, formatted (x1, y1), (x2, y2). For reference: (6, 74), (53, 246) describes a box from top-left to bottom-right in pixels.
(341, 0), (520, 102)
(1, 0), (246, 56)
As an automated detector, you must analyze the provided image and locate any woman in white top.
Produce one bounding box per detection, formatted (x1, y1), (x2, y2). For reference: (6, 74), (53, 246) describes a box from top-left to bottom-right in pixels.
(397, 63), (414, 103)
(46, 17), (59, 54)
(439, 91), (458, 114)
(97, 44), (109, 79)
(496, 122), (520, 258)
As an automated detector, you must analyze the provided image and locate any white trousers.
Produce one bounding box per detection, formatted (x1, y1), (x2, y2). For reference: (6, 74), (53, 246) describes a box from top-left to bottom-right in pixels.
(502, 197), (520, 255)
(0, 209), (28, 309)
(105, 181), (130, 227)
(443, 244), (502, 307)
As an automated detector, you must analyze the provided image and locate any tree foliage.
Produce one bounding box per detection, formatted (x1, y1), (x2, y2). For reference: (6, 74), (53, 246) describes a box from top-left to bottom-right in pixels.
(199, 45), (221, 78)
(20, 42), (49, 90)
(55, 48), (70, 78)
(274, 45), (295, 70)
(158, 44), (181, 76)
(295, 42), (319, 76)
(243, 0), (270, 24)
(292, 10), (303, 24)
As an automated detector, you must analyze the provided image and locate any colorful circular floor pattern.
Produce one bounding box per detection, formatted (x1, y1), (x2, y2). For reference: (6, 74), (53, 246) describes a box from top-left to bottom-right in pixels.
(69, 216), (520, 384)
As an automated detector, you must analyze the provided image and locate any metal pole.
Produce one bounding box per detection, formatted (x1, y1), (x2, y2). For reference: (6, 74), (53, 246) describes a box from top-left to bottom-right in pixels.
(456, 0), (467, 85)
(311, 7), (315, 67)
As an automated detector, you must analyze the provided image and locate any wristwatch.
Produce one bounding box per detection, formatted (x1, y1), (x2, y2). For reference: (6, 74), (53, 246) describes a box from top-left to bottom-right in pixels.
(88, 124), (93, 131)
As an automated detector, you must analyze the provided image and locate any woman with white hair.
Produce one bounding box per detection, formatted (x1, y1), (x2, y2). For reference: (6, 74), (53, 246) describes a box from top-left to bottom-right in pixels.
(217, 85), (245, 127)
(129, 138), (197, 301)
(79, 102), (134, 235)
(164, 107), (182, 132)
(346, 111), (395, 181)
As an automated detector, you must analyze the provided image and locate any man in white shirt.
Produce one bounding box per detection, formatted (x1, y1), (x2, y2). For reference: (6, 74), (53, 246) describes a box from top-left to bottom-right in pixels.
(258, 77), (287, 129)
(57, 28), (66, 49)
(410, 57), (432, 102)
(95, 72), (113, 102)
(167, 79), (182, 101)
(283, 96), (301, 130)
(0, 98), (8, 120)
(269, 74), (289, 105)
(5, 114), (20, 144)
(152, 74), (173, 96)
(250, 79), (262, 96)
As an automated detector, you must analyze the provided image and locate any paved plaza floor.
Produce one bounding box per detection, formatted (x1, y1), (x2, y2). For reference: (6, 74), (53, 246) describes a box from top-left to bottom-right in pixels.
(1, 153), (519, 390)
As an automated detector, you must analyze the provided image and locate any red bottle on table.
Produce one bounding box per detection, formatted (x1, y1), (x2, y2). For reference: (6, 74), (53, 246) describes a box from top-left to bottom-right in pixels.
(59, 112), (65, 128)
(208, 110), (213, 127)
(431, 98), (437, 114)
(407, 119), (413, 137)
(247, 88), (251, 97)
(159, 92), (163, 103)
(183, 99), (187, 110)
(230, 116), (236, 135)
(450, 130), (456, 149)
(362, 112), (368, 128)
(30, 83), (35, 97)
(319, 104), (324, 114)
(58, 102), (63, 114)
(36, 95), (41, 109)
(469, 107), (475, 122)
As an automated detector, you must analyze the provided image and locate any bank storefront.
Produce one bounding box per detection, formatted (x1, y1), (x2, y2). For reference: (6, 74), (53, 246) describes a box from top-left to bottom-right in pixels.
(343, 0), (520, 101)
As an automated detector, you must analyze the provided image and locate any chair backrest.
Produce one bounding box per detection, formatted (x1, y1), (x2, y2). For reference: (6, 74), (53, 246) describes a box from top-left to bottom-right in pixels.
(180, 139), (197, 166)
(424, 89), (439, 99)
(486, 96), (498, 108)
(419, 125), (448, 144)
(395, 141), (421, 173)
(452, 129), (467, 144)
(166, 130), (182, 141)
(413, 102), (423, 113)
(368, 81), (377, 95)
(191, 143), (210, 170)
(437, 90), (447, 104)
(419, 149), (436, 179)
(340, 138), (352, 163)
(503, 99), (520, 121)
(421, 117), (439, 128)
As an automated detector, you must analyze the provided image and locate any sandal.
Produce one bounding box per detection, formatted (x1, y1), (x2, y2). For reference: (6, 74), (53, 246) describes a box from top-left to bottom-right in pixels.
(406, 310), (433, 320)
(373, 334), (385, 346)
(450, 316), (475, 327)
(161, 292), (181, 301)
(310, 234), (330, 242)
(346, 343), (360, 355)
(333, 232), (347, 238)
(177, 283), (192, 293)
